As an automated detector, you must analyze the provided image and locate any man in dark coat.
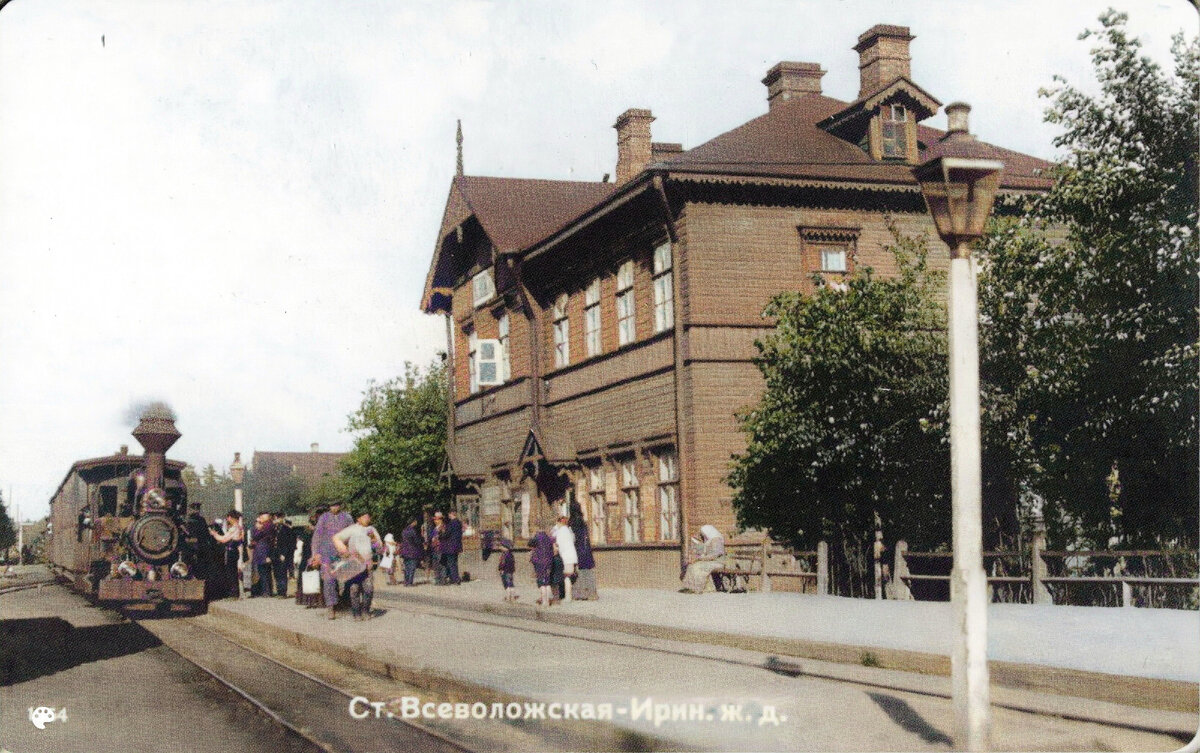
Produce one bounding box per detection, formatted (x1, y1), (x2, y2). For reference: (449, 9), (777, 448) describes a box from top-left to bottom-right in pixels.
(250, 513), (275, 597)
(399, 518), (424, 586)
(271, 512), (295, 597)
(439, 510), (464, 585)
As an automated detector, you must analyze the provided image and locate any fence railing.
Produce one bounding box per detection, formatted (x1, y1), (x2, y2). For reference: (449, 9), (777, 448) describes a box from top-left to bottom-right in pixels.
(891, 530), (1199, 608)
(715, 532), (1197, 608)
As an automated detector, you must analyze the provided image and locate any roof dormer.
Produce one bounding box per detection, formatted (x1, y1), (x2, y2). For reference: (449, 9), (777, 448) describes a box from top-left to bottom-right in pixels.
(817, 78), (940, 164)
(816, 24), (941, 164)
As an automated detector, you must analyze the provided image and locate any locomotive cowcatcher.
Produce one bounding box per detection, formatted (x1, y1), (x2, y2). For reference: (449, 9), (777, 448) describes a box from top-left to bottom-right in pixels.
(47, 408), (208, 614)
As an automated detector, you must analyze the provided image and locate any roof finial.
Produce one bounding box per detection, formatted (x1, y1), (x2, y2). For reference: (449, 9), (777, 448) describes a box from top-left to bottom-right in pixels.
(456, 119), (464, 177)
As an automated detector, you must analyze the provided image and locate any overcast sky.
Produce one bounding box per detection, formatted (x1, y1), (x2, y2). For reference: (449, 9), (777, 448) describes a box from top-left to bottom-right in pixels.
(1, 0), (1194, 522)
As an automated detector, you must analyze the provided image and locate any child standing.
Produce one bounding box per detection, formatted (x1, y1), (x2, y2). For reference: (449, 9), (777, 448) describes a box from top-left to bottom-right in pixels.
(497, 539), (517, 601)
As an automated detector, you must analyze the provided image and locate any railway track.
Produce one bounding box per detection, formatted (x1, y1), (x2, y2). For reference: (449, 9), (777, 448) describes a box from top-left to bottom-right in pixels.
(141, 617), (477, 753)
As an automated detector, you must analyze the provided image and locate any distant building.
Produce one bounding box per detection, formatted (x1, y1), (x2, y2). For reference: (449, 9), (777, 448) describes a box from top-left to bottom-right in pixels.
(250, 443), (347, 513)
(421, 24), (1052, 587)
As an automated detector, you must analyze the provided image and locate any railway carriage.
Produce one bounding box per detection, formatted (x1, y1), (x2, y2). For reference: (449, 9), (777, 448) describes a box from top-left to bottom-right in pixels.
(47, 409), (208, 614)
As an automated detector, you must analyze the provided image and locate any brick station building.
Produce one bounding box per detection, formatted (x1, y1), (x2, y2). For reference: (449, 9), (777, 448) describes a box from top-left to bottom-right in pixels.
(420, 24), (1052, 587)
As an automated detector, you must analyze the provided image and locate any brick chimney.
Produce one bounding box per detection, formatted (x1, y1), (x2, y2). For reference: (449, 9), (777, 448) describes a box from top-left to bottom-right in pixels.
(763, 62), (825, 109)
(854, 24), (914, 97)
(614, 108), (654, 184)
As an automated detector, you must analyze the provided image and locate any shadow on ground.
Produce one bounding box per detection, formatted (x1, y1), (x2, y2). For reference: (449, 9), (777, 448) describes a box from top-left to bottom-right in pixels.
(0, 618), (162, 686)
(866, 691), (953, 746)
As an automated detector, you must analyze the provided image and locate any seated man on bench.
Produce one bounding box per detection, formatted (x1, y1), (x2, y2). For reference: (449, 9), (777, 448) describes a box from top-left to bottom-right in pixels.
(680, 525), (726, 593)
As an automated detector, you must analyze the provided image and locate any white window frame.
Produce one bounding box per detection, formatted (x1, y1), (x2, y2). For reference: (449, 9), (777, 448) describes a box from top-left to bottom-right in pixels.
(652, 242), (674, 333)
(657, 449), (680, 542)
(552, 293), (570, 368)
(621, 459), (640, 543)
(588, 466), (606, 545)
(584, 278), (602, 357)
(616, 260), (636, 346)
(475, 338), (503, 387)
(472, 268), (496, 308)
(497, 313), (511, 382)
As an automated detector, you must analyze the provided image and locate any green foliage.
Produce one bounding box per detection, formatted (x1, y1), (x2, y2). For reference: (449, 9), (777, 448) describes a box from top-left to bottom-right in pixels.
(246, 469), (307, 516)
(340, 361), (449, 536)
(978, 11), (1199, 549)
(729, 230), (951, 552)
(0, 491), (16, 554)
(183, 464), (236, 518)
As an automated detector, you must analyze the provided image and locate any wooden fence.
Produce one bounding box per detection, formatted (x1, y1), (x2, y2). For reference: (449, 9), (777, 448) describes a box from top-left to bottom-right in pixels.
(717, 531), (1197, 608)
(891, 526), (1199, 608)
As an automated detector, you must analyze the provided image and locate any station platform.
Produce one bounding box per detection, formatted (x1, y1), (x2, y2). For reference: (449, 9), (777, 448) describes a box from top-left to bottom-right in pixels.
(206, 573), (1198, 750)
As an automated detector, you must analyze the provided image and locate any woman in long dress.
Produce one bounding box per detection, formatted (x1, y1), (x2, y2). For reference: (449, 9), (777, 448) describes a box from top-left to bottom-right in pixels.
(568, 502), (598, 600)
(680, 525), (726, 593)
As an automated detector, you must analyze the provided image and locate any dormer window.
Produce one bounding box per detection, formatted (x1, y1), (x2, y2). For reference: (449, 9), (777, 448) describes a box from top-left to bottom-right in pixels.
(881, 104), (908, 159)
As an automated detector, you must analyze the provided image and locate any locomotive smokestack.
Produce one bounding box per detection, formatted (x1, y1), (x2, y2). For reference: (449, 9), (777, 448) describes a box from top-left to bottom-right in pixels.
(132, 405), (180, 491)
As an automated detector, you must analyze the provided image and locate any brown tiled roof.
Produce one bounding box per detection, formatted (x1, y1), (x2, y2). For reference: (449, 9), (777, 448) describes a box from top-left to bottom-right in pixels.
(456, 175), (616, 255)
(662, 96), (1053, 191)
(252, 450), (346, 486)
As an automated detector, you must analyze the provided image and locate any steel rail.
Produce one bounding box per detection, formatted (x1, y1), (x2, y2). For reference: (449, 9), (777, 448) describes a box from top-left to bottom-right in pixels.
(160, 618), (478, 753)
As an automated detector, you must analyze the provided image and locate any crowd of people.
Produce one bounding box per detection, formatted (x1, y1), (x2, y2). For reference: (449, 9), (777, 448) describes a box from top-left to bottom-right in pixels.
(189, 498), (626, 619)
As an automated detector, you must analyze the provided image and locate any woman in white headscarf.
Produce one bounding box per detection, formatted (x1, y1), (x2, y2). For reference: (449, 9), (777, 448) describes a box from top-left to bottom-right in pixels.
(680, 525), (726, 593)
(380, 532), (399, 585)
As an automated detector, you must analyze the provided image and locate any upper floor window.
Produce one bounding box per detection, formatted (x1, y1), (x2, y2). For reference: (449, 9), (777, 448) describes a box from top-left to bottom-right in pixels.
(552, 293), (570, 368)
(467, 330), (479, 394)
(819, 246), (848, 273)
(472, 268), (496, 308)
(881, 104), (908, 160)
(800, 226), (859, 280)
(497, 313), (511, 382)
(616, 260), (636, 346)
(584, 278), (602, 358)
(652, 242), (674, 333)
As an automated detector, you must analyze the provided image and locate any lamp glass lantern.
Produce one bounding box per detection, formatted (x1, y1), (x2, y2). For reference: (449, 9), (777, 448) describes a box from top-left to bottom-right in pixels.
(913, 156), (1003, 253)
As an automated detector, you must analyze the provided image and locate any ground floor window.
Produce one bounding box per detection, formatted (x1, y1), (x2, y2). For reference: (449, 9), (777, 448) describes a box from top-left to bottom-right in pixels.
(588, 466), (606, 545)
(657, 448), (680, 541)
(621, 459), (640, 543)
(456, 495), (480, 537)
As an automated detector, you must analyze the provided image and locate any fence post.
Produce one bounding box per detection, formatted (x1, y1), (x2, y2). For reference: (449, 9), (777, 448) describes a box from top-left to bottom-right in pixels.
(760, 538), (771, 593)
(1030, 517), (1053, 605)
(893, 540), (914, 600)
(817, 540), (828, 595)
(1121, 580), (1133, 608)
(873, 528), (884, 600)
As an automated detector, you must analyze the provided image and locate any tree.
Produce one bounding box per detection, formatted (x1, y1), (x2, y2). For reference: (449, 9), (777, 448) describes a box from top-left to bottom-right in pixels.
(978, 11), (1198, 549)
(340, 361), (449, 536)
(0, 491), (16, 556)
(729, 231), (952, 592)
(183, 464), (236, 519)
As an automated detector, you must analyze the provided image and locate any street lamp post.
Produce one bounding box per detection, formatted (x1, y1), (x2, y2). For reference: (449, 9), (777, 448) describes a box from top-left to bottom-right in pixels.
(912, 102), (1003, 753)
(230, 452), (248, 598)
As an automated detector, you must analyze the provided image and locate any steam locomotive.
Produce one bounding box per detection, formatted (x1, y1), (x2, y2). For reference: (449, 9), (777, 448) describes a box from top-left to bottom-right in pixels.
(47, 409), (209, 614)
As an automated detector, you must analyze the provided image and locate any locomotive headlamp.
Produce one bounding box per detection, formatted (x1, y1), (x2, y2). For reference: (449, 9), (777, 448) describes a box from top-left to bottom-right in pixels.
(117, 561), (137, 578)
(170, 560), (190, 579)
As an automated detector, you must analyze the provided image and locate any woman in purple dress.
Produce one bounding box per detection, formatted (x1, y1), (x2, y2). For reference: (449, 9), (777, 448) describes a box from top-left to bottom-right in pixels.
(529, 525), (556, 606)
(568, 502), (598, 600)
